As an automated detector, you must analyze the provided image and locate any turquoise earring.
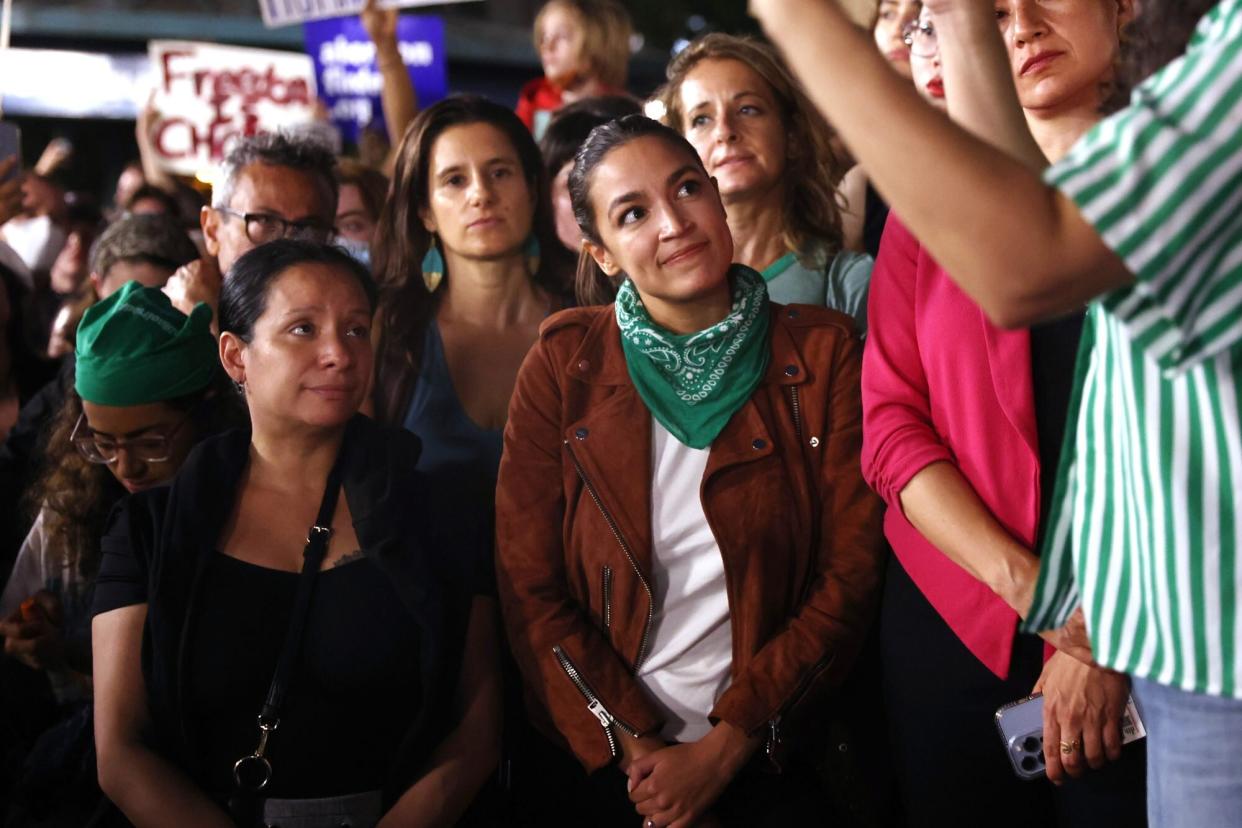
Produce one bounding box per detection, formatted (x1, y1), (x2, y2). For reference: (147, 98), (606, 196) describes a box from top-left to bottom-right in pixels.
(525, 235), (541, 275)
(422, 237), (444, 293)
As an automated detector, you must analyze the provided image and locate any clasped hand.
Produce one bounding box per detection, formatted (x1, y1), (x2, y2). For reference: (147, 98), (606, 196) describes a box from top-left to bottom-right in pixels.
(624, 722), (757, 828)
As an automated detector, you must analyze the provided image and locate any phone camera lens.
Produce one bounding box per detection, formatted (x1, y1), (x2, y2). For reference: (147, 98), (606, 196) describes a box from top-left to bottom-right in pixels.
(1022, 736), (1040, 752)
(1021, 756), (1037, 772)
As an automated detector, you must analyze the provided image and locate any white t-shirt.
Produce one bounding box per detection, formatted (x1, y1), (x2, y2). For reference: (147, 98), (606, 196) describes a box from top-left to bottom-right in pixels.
(635, 418), (734, 742)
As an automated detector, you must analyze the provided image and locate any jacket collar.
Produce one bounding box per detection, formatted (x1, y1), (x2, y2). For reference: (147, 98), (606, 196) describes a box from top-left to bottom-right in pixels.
(562, 303), (809, 578)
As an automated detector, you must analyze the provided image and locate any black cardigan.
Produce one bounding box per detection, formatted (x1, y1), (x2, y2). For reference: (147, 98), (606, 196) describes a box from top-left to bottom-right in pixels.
(94, 414), (487, 805)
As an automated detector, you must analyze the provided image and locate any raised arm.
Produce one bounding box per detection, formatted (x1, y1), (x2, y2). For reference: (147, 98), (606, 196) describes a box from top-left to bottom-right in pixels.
(749, 0), (1130, 326)
(135, 93), (179, 196)
(362, 0), (418, 175)
(93, 604), (234, 828)
(928, 1), (1048, 165)
(378, 596), (501, 828)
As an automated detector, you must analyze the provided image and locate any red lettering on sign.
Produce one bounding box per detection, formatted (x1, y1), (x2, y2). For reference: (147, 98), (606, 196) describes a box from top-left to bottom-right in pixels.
(160, 50), (195, 93)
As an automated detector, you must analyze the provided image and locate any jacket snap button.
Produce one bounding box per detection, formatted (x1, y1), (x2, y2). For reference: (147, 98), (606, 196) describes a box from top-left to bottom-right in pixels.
(809, 436), (821, 448)
(787, 308), (799, 319)
(752, 438), (766, 450)
(783, 364), (799, 377)
(577, 359), (590, 372)
(575, 427), (589, 440)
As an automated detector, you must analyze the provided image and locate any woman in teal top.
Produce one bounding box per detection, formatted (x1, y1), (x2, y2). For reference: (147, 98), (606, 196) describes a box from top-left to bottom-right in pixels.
(657, 32), (872, 334)
(372, 96), (568, 504)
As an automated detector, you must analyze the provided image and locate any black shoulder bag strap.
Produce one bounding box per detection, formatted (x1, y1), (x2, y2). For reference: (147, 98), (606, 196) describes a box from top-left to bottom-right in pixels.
(229, 457), (345, 812)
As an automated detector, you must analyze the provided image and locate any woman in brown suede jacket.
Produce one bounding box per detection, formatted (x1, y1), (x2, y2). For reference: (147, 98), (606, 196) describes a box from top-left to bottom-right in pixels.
(495, 115), (883, 828)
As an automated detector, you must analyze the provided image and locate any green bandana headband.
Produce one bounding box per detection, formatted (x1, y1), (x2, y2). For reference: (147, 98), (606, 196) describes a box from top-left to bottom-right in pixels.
(75, 281), (218, 407)
(615, 264), (771, 449)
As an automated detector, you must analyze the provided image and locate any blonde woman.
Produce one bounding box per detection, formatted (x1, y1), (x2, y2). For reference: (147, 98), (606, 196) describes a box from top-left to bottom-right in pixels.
(518, 0), (633, 140)
(657, 34), (873, 334)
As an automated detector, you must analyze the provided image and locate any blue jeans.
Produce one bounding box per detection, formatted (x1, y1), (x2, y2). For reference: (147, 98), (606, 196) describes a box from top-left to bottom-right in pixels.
(1131, 676), (1242, 828)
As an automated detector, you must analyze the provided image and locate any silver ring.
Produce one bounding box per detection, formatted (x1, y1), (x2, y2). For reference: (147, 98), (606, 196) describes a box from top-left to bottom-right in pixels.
(646, 821), (655, 828)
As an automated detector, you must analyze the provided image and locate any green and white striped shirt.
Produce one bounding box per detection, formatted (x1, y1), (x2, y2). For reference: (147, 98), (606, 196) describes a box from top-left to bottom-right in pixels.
(1025, 0), (1242, 699)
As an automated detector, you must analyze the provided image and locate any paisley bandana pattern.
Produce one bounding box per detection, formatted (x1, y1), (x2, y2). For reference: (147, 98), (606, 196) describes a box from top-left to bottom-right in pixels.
(615, 264), (770, 448)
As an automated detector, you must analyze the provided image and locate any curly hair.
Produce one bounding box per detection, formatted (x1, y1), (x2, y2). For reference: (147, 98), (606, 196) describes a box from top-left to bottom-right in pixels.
(24, 390), (112, 579)
(657, 33), (849, 267)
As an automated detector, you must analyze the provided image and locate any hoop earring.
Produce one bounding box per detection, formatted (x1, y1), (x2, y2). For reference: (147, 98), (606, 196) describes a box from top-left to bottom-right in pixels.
(422, 236), (445, 293)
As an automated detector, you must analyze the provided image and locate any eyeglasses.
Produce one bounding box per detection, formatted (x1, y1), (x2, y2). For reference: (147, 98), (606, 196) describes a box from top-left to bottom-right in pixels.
(216, 207), (335, 245)
(70, 412), (192, 465)
(902, 19), (938, 59)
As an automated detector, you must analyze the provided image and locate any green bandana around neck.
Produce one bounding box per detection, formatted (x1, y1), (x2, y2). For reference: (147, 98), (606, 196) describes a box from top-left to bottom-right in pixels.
(615, 264), (771, 449)
(75, 281), (219, 407)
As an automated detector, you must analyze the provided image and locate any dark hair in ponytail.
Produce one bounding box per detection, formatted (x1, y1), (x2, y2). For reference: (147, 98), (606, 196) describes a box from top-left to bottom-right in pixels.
(567, 115), (707, 306)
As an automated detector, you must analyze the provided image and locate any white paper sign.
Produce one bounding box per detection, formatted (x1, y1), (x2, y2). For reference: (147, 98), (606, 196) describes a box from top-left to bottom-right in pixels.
(147, 41), (318, 176)
(258, 0), (481, 29)
(0, 49), (154, 119)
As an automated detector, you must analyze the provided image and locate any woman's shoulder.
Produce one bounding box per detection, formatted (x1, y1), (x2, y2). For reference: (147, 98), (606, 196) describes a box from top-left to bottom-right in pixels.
(178, 424), (252, 481)
(539, 304), (611, 334)
(340, 415), (429, 521)
(99, 484), (171, 570)
(533, 305), (613, 355)
(825, 248), (874, 274)
(346, 413), (422, 459)
(770, 302), (863, 379)
(771, 301), (858, 340)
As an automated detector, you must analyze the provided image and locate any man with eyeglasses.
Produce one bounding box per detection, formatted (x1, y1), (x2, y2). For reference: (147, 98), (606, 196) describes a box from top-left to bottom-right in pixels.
(164, 131), (338, 320)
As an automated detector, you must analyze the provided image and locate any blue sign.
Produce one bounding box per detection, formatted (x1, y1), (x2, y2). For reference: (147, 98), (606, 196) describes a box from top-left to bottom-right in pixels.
(303, 15), (447, 144)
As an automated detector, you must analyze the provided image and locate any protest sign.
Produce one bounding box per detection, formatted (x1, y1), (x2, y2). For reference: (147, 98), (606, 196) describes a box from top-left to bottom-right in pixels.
(148, 41), (318, 176)
(304, 15), (446, 143)
(260, 0), (479, 29)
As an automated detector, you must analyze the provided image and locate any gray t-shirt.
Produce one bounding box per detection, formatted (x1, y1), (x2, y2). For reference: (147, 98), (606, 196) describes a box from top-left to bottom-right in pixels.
(762, 249), (874, 336)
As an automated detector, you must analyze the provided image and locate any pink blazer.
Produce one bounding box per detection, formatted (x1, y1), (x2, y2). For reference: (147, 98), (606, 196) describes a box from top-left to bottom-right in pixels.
(861, 215), (1046, 679)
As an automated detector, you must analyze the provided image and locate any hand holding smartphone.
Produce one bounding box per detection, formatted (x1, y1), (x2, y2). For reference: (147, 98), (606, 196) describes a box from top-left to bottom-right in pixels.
(995, 692), (1146, 780)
